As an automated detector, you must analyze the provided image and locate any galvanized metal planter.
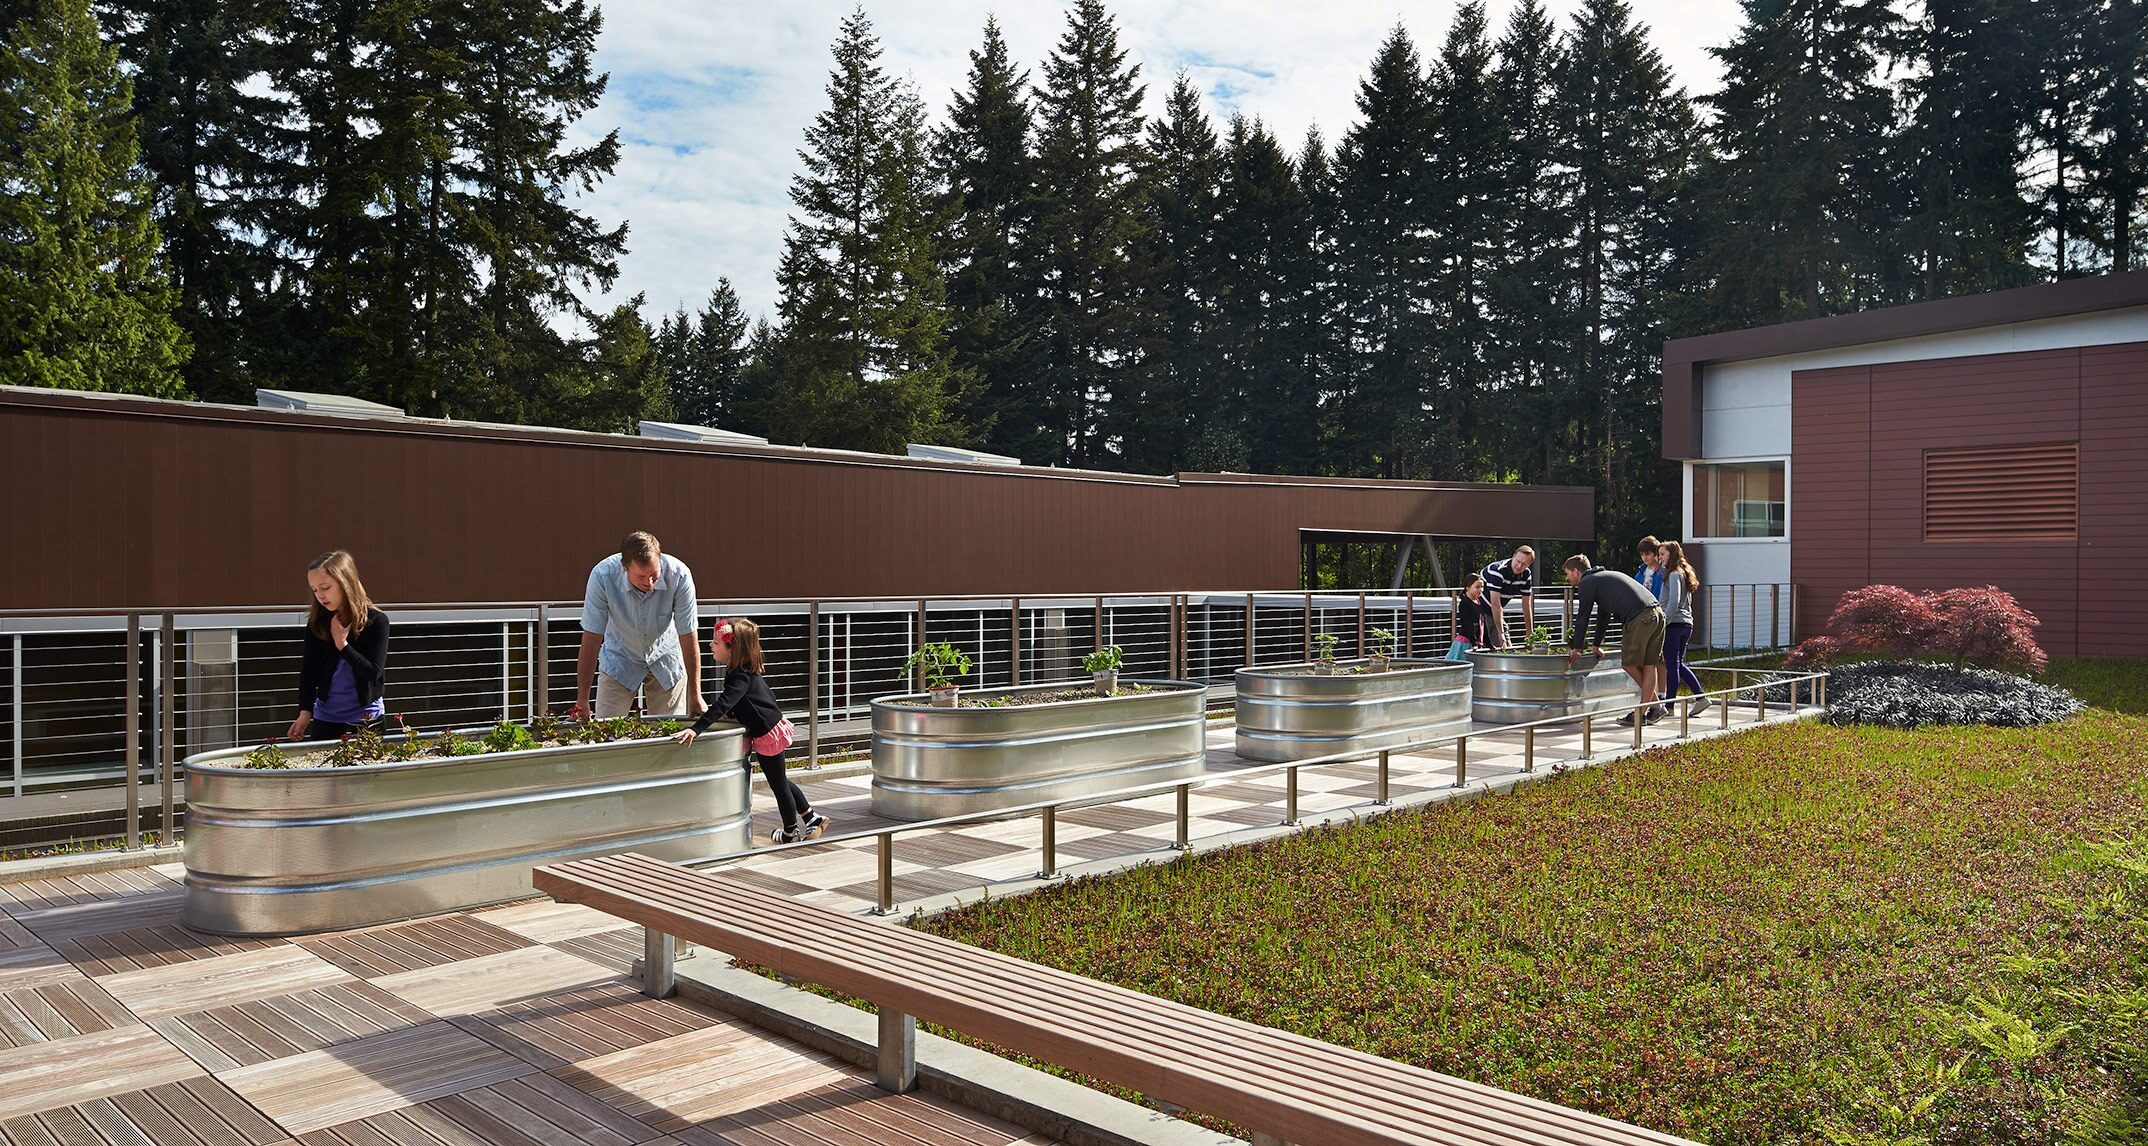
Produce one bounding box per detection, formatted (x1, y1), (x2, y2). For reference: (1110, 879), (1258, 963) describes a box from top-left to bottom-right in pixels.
(182, 726), (750, 936)
(871, 680), (1207, 820)
(1468, 649), (1638, 724)
(1234, 659), (1472, 762)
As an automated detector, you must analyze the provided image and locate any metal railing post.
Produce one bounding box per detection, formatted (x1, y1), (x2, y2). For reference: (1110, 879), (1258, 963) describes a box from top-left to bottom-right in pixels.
(1175, 783), (1191, 849)
(1581, 713), (1592, 760)
(878, 1006), (918, 1094)
(914, 600), (928, 690)
(1357, 592), (1366, 655)
(1302, 592), (1312, 659)
(1633, 703), (1644, 749)
(1820, 673), (1829, 711)
(10, 634), (21, 798)
(1244, 593), (1256, 669)
(1403, 591), (1414, 656)
(159, 614), (176, 842)
(1758, 682), (1768, 722)
(499, 622), (512, 721)
(536, 604), (550, 714)
(1722, 684), (1732, 728)
(1284, 766), (1299, 826)
(1375, 750), (1391, 805)
(1039, 806), (1058, 879)
(1730, 585), (1739, 652)
(875, 832), (896, 915)
(1771, 584), (1781, 649)
(1681, 697), (1691, 738)
(807, 602), (821, 766)
(1523, 725), (1535, 773)
(124, 612), (140, 851)
(643, 929), (676, 998)
(1009, 598), (1021, 685)
(1454, 736), (1468, 788)
(1094, 596), (1104, 653)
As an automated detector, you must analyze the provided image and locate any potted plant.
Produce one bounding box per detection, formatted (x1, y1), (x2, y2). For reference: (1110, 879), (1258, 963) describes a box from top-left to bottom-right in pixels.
(1367, 628), (1398, 671)
(1311, 632), (1340, 674)
(1523, 625), (1556, 654)
(905, 642), (973, 706)
(1084, 643), (1124, 695)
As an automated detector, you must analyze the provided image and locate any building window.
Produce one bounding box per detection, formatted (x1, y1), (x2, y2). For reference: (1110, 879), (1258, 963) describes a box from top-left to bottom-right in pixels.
(1692, 461), (1786, 538)
(1924, 443), (2078, 542)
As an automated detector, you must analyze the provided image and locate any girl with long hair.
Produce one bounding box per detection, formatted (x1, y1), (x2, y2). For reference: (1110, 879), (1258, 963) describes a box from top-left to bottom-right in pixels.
(289, 551), (392, 740)
(675, 619), (826, 844)
(1657, 541), (1708, 714)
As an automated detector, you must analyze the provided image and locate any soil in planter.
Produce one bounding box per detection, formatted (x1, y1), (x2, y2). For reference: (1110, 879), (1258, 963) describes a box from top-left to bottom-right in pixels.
(234, 713), (687, 770)
(1274, 663), (1420, 676)
(955, 684), (1163, 708)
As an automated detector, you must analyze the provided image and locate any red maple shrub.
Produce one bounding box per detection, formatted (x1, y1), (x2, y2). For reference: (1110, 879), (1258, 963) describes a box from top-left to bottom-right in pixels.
(1784, 584), (2048, 674)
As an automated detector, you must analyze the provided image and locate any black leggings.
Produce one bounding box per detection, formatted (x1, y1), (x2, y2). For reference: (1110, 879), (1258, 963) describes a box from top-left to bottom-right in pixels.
(756, 750), (813, 829)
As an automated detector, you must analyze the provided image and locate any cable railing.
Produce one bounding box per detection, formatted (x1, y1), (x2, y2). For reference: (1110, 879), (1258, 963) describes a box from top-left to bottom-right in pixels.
(0, 581), (1797, 849)
(680, 667), (1834, 916)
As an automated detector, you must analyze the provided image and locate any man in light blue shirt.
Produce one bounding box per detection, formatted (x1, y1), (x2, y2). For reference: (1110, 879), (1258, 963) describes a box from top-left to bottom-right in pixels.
(577, 531), (705, 719)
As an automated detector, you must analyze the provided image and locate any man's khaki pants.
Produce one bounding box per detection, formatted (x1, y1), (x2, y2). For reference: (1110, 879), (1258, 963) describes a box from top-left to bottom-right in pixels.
(594, 672), (689, 718)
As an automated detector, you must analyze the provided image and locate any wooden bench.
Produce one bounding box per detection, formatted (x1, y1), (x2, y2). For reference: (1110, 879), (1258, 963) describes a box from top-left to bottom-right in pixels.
(534, 852), (1698, 1146)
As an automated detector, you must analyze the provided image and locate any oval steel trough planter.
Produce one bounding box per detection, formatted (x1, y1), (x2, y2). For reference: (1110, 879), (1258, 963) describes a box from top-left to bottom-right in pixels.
(1233, 659), (1473, 762)
(1467, 649), (1638, 724)
(181, 724), (750, 936)
(870, 679), (1208, 820)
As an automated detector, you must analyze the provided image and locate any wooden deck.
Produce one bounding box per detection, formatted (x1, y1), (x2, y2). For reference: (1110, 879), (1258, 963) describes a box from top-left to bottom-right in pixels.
(0, 868), (1055, 1145)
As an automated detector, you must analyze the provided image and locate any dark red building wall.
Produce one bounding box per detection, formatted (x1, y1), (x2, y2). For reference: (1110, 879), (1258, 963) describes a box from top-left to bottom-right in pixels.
(1791, 341), (2148, 657)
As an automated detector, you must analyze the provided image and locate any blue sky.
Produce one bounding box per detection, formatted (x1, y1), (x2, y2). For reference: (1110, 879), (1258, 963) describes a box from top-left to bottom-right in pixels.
(574, 1), (1743, 327)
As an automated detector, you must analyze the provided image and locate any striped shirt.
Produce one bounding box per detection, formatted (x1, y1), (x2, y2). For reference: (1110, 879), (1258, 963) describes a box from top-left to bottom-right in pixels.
(1480, 558), (1534, 602)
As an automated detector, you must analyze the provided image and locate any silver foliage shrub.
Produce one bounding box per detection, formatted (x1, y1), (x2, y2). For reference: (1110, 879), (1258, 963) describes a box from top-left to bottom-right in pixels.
(1814, 662), (2084, 729)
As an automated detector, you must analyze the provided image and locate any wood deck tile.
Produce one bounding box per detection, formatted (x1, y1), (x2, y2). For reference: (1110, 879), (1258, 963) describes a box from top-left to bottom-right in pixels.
(47, 923), (280, 977)
(0, 978), (133, 1048)
(0, 870), (178, 916)
(550, 1023), (850, 1134)
(469, 900), (628, 944)
(372, 946), (618, 1017)
(150, 981), (438, 1072)
(12, 891), (184, 943)
(550, 927), (643, 976)
(0, 943), (84, 993)
(218, 1020), (538, 1136)
(0, 918), (30, 949)
(670, 1077), (1041, 1145)
(0, 1076), (289, 1146)
(100, 945), (356, 1022)
(299, 1073), (657, 1146)
(297, 916), (535, 978)
(452, 982), (725, 1069)
(0, 1025), (206, 1122)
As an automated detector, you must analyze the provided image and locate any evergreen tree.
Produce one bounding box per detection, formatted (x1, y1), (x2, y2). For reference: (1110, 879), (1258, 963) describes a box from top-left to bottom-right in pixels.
(1487, 0), (1576, 484)
(2083, 0), (2148, 271)
(0, 0), (188, 395)
(764, 7), (963, 454)
(552, 296), (664, 433)
(1118, 73), (1222, 471)
(1293, 126), (1344, 470)
(1697, 0), (1901, 322)
(1329, 26), (1437, 478)
(95, 0), (282, 402)
(1891, 0), (2039, 297)
(2024, 0), (2096, 277)
(936, 17), (1042, 461)
(1425, 1), (1503, 479)
(1213, 116), (1323, 475)
(655, 279), (751, 429)
(1027, 0), (1146, 466)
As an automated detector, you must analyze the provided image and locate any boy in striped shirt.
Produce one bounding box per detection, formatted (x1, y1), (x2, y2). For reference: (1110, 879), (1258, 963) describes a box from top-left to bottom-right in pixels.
(1479, 546), (1537, 648)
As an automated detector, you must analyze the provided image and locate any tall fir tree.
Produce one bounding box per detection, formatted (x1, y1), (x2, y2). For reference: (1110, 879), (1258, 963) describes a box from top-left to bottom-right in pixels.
(1426, 1), (1504, 480)
(2023, 0), (2096, 277)
(0, 0), (189, 395)
(1027, 0), (1146, 466)
(654, 279), (751, 429)
(1697, 0), (1901, 323)
(1330, 26), (1438, 478)
(936, 17), (1042, 460)
(1293, 126), (1344, 470)
(1211, 116), (1323, 475)
(2083, 0), (2148, 271)
(95, 0), (281, 402)
(764, 7), (963, 453)
(1891, 0), (2039, 297)
(1119, 73), (1222, 471)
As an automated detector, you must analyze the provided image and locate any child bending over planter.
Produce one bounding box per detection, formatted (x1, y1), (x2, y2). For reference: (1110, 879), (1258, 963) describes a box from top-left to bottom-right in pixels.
(674, 618), (827, 844)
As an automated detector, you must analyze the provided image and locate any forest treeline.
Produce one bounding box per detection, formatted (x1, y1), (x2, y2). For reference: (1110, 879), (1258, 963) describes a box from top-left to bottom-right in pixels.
(3, 0), (2143, 545)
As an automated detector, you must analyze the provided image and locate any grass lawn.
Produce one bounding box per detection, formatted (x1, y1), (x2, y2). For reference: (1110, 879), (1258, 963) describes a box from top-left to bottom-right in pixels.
(919, 660), (2148, 1143)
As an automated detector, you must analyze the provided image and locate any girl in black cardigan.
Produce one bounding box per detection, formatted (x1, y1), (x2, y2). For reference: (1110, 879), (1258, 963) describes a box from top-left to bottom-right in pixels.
(290, 550), (392, 741)
(674, 619), (827, 844)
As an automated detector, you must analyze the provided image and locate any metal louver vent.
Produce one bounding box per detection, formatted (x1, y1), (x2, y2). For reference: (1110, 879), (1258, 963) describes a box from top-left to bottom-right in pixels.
(1923, 442), (2078, 542)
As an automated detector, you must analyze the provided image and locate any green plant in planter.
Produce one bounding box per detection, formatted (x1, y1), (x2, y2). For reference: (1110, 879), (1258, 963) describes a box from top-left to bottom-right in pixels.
(241, 741), (290, 769)
(1368, 628), (1398, 660)
(905, 642), (973, 692)
(1311, 632), (1340, 662)
(483, 720), (538, 754)
(1524, 625), (1556, 653)
(1083, 645), (1124, 674)
(430, 727), (485, 757)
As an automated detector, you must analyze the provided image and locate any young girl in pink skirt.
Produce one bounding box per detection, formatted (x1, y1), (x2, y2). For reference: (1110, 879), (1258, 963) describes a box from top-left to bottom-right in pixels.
(674, 619), (827, 843)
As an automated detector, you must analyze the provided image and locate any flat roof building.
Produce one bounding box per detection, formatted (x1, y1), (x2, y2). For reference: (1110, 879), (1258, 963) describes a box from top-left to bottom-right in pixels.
(1662, 269), (2148, 656)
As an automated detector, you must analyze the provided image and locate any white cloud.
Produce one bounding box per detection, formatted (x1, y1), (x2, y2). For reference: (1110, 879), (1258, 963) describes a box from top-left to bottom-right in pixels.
(575, 1), (1742, 325)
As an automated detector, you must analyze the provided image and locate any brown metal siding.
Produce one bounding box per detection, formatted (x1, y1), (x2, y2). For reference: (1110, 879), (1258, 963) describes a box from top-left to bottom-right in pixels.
(1922, 443), (2078, 542)
(1, 392), (1594, 609)
(1789, 344), (2148, 657)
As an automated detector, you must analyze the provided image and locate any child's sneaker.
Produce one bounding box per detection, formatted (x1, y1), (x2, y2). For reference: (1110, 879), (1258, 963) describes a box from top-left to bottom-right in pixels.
(797, 811), (829, 840)
(772, 825), (799, 845)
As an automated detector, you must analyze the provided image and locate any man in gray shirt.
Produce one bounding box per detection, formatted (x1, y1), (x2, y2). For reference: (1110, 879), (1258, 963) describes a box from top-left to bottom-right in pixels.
(1562, 554), (1667, 724)
(577, 531), (705, 719)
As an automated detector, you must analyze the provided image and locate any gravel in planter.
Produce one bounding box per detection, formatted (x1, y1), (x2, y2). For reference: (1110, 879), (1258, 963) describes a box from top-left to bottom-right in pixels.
(1814, 661), (2085, 729)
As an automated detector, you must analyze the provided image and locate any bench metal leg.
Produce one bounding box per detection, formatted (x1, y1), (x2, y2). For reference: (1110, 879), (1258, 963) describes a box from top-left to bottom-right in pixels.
(643, 929), (676, 999)
(876, 1006), (917, 1093)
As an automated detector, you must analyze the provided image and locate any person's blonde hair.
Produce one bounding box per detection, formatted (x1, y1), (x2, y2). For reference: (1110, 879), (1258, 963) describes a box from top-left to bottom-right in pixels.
(1515, 544), (1536, 559)
(716, 618), (765, 675)
(1661, 540), (1699, 593)
(1562, 554), (1593, 574)
(305, 551), (374, 638)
